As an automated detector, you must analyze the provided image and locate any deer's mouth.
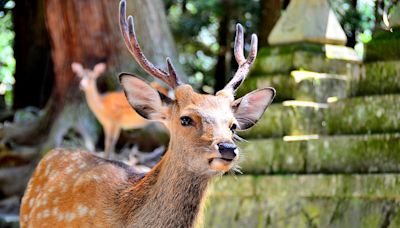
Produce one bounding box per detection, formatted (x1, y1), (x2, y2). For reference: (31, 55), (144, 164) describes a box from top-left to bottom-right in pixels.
(209, 157), (233, 164)
(208, 157), (236, 172)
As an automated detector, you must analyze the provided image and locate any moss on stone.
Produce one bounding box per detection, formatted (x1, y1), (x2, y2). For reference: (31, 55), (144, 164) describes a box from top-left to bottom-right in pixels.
(204, 175), (400, 228)
(351, 61), (400, 96)
(236, 74), (296, 102)
(253, 46), (359, 76)
(365, 28), (400, 61)
(293, 71), (349, 103)
(239, 139), (305, 174)
(326, 95), (400, 134)
(239, 134), (400, 174)
(238, 104), (292, 139)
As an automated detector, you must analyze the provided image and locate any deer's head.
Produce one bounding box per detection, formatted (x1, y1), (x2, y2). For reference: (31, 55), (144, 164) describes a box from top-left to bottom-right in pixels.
(72, 62), (106, 90)
(119, 0), (275, 176)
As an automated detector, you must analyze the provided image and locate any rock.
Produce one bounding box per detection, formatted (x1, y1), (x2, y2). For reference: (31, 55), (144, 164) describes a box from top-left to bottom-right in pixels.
(239, 134), (400, 174)
(238, 104), (292, 139)
(268, 0), (347, 45)
(238, 71), (349, 103)
(365, 28), (400, 61)
(326, 95), (400, 134)
(204, 175), (400, 228)
(252, 45), (360, 76)
(236, 74), (296, 102)
(352, 61), (400, 96)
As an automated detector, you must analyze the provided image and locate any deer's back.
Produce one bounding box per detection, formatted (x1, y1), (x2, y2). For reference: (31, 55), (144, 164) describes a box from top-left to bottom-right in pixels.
(20, 148), (143, 227)
(101, 92), (148, 129)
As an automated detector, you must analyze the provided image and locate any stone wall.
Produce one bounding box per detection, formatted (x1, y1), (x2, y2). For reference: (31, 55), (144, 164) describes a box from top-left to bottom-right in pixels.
(203, 19), (400, 227)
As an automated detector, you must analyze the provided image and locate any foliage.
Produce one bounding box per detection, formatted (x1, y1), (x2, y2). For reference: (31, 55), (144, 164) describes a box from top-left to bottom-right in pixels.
(166, 0), (259, 91)
(0, 0), (15, 108)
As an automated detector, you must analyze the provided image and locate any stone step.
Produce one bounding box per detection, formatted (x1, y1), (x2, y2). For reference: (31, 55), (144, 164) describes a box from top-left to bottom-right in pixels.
(238, 71), (349, 103)
(239, 134), (400, 174)
(241, 95), (400, 138)
(204, 174), (400, 228)
(252, 44), (360, 76)
(236, 74), (296, 102)
(351, 60), (400, 96)
(326, 94), (400, 134)
(239, 102), (326, 139)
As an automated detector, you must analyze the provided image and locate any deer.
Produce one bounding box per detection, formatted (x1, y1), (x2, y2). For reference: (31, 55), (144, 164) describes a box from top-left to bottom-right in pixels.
(71, 62), (168, 159)
(19, 0), (275, 227)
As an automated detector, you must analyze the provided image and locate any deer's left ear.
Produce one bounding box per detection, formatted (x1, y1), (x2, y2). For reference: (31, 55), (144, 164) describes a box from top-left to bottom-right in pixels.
(232, 88), (275, 130)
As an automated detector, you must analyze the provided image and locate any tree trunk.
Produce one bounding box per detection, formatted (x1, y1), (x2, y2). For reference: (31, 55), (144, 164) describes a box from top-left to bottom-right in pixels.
(259, 0), (282, 47)
(214, 0), (231, 92)
(1, 0), (183, 199)
(346, 0), (358, 48)
(12, 0), (53, 109)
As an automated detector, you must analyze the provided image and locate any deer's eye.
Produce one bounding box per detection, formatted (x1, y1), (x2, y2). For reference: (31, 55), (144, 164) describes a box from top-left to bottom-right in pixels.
(230, 123), (237, 132)
(180, 116), (193, 126)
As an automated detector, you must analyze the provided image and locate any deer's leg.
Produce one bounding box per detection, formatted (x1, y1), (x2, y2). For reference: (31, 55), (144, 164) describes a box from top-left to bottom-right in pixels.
(104, 126), (120, 159)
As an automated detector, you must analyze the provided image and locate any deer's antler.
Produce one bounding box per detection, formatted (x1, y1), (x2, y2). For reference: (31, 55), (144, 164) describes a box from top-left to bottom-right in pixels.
(119, 0), (181, 88)
(217, 24), (258, 100)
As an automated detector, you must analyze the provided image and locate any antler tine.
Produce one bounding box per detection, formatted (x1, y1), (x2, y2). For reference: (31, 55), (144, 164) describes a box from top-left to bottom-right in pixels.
(218, 23), (258, 98)
(119, 0), (180, 88)
(234, 24), (246, 65)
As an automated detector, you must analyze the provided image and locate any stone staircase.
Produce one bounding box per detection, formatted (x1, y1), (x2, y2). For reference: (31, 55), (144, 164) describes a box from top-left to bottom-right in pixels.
(203, 40), (400, 226)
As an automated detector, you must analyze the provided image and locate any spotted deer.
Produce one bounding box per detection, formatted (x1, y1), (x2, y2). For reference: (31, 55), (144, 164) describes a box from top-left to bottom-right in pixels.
(71, 62), (168, 159)
(19, 0), (275, 227)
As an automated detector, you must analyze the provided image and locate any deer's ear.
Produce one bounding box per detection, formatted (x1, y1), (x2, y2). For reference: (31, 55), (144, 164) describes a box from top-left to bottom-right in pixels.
(232, 88), (275, 130)
(119, 73), (173, 121)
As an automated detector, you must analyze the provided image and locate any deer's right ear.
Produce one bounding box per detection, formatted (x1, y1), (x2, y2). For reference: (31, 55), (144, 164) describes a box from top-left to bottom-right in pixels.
(119, 73), (172, 121)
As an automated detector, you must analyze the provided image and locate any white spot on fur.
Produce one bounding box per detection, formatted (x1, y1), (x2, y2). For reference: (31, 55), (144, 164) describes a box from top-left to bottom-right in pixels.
(57, 213), (64, 221)
(77, 204), (89, 216)
(23, 215), (28, 222)
(49, 171), (59, 181)
(29, 198), (35, 208)
(52, 207), (59, 216)
(42, 209), (50, 218)
(35, 199), (41, 207)
(92, 175), (102, 182)
(79, 163), (86, 169)
(45, 165), (52, 176)
(65, 212), (76, 221)
(65, 166), (74, 174)
(35, 186), (40, 193)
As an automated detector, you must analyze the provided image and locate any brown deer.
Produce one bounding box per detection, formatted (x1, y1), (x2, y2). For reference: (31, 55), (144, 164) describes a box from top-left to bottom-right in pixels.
(19, 0), (275, 227)
(71, 62), (168, 159)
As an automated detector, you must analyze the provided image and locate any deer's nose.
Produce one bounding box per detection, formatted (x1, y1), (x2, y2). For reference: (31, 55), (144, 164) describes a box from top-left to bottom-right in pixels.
(218, 142), (237, 160)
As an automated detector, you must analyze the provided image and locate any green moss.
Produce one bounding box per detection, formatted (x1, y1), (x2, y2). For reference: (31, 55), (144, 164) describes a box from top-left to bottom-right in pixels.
(239, 134), (400, 174)
(253, 48), (357, 76)
(238, 104), (292, 139)
(240, 102), (327, 139)
(293, 71), (349, 103)
(236, 74), (296, 101)
(204, 175), (400, 228)
(365, 29), (400, 61)
(352, 61), (400, 96)
(239, 139), (305, 174)
(327, 95), (400, 134)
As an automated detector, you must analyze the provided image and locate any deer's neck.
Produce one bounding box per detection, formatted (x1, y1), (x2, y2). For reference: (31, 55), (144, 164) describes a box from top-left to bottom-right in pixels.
(82, 81), (105, 117)
(118, 148), (211, 227)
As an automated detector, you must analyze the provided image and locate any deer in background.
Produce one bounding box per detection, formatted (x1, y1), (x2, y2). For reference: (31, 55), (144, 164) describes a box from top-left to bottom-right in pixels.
(20, 0), (275, 227)
(71, 62), (168, 159)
